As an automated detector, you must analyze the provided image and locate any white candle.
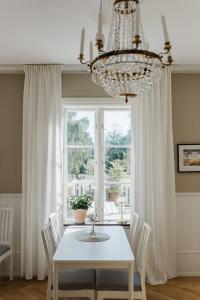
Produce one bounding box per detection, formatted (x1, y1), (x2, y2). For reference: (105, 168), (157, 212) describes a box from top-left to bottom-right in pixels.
(161, 15), (170, 43)
(80, 27), (85, 55)
(135, 4), (140, 36)
(90, 41), (93, 62)
(97, 0), (103, 39)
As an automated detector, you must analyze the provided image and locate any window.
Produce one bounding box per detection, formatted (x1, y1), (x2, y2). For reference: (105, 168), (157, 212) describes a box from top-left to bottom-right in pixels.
(63, 105), (132, 222)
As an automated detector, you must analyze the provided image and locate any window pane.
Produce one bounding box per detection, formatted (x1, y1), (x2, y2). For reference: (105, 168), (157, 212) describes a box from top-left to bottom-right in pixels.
(68, 148), (94, 180)
(105, 148), (131, 182)
(104, 184), (131, 221)
(67, 182), (95, 198)
(104, 111), (131, 145)
(67, 111), (94, 145)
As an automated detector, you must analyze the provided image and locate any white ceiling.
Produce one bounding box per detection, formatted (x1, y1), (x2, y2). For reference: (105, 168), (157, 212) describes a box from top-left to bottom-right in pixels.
(0, 0), (199, 65)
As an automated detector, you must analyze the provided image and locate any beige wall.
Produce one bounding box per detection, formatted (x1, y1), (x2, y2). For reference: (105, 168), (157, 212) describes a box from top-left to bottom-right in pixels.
(172, 74), (200, 192)
(0, 73), (200, 193)
(0, 74), (24, 193)
(62, 73), (108, 98)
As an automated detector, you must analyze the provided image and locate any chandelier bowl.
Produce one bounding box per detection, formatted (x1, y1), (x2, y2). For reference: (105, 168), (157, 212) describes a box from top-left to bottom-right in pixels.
(91, 49), (162, 98)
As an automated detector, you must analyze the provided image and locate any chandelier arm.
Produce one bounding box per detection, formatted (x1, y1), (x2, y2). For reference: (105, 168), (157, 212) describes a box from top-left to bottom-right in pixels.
(161, 56), (173, 67)
(98, 49), (106, 54)
(159, 50), (170, 57)
(162, 62), (171, 67)
(78, 55), (91, 66)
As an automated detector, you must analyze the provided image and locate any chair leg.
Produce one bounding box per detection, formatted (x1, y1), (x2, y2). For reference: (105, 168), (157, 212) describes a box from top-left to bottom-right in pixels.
(46, 272), (52, 300)
(141, 283), (147, 300)
(94, 290), (98, 300)
(89, 291), (95, 300)
(96, 292), (104, 300)
(9, 253), (13, 280)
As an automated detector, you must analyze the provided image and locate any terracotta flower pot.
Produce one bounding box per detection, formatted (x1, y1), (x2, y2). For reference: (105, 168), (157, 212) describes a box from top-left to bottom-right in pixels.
(108, 192), (119, 202)
(73, 209), (87, 224)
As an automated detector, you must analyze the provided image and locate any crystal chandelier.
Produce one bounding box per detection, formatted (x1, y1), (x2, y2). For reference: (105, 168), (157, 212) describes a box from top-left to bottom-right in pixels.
(78, 0), (173, 103)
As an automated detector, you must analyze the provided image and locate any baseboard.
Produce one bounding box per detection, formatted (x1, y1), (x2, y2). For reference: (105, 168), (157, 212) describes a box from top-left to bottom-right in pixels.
(0, 273), (20, 277)
(178, 272), (200, 276)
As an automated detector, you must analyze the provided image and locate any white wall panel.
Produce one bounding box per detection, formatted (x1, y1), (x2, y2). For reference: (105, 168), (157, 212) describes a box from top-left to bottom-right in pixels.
(1, 193), (200, 276)
(0, 194), (21, 276)
(176, 193), (200, 275)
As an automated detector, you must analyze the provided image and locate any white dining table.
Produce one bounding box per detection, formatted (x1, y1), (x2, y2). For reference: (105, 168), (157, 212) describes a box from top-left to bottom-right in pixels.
(53, 225), (134, 300)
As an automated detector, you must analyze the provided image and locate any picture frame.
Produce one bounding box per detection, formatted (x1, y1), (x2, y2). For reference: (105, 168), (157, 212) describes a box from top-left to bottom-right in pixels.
(177, 144), (200, 172)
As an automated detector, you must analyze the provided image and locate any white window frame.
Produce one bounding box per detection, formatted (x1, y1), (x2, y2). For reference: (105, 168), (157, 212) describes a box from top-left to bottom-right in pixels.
(61, 98), (133, 222)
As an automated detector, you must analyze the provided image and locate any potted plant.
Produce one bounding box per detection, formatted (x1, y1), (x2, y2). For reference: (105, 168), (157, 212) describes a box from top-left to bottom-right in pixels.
(106, 159), (126, 202)
(106, 184), (121, 202)
(69, 194), (93, 224)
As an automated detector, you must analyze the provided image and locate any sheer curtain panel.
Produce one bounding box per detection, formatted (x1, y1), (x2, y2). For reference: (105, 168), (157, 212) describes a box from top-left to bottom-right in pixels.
(132, 68), (177, 284)
(21, 65), (63, 280)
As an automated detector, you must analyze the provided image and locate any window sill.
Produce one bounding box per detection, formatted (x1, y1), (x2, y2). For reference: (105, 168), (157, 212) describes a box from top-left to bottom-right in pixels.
(64, 219), (130, 228)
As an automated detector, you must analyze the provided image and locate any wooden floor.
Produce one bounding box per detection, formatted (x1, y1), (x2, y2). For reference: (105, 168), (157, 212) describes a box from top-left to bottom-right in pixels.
(1, 277), (200, 300)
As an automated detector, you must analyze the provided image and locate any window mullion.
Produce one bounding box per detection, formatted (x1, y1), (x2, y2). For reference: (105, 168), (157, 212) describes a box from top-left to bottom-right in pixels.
(95, 109), (99, 219)
(96, 108), (104, 220)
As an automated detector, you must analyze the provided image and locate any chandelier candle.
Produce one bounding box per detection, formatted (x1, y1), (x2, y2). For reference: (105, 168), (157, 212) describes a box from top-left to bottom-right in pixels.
(78, 0), (173, 103)
(97, 0), (103, 40)
(161, 15), (170, 43)
(90, 41), (93, 62)
(79, 27), (85, 56)
(135, 3), (140, 37)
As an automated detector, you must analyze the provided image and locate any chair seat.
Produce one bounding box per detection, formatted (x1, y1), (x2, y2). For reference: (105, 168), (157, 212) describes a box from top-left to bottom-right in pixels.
(0, 244), (10, 256)
(52, 269), (96, 290)
(96, 270), (141, 291)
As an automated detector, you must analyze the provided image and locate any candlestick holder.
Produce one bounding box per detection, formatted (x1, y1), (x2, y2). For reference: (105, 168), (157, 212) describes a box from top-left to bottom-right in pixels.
(164, 41), (172, 52)
(95, 39), (104, 52)
(133, 35), (142, 49)
(78, 53), (84, 64)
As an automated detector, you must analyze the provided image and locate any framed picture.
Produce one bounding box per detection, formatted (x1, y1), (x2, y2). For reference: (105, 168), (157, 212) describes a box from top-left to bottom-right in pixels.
(177, 144), (200, 172)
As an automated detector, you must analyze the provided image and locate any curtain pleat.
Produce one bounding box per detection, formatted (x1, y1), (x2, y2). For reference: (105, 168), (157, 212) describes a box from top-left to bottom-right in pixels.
(21, 65), (63, 280)
(132, 68), (177, 284)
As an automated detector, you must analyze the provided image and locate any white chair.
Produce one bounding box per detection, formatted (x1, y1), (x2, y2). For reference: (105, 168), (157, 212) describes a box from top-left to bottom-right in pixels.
(48, 213), (62, 249)
(0, 208), (14, 280)
(96, 223), (151, 300)
(129, 213), (140, 254)
(42, 222), (95, 300)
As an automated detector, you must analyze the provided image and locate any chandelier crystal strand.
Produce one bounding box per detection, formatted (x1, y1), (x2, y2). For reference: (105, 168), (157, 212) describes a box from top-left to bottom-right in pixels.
(78, 0), (173, 103)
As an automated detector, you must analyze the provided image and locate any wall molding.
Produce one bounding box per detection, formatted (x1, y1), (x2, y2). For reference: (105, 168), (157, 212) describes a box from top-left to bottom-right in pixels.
(0, 64), (200, 74)
(172, 64), (200, 73)
(0, 193), (22, 198)
(0, 64), (87, 74)
(176, 192), (200, 197)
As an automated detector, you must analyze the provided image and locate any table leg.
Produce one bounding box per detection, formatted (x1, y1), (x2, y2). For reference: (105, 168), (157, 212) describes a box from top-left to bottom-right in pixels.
(128, 262), (133, 300)
(53, 262), (58, 300)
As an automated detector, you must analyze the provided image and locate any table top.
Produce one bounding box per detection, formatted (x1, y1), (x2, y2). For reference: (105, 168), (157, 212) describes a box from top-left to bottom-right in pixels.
(53, 225), (134, 263)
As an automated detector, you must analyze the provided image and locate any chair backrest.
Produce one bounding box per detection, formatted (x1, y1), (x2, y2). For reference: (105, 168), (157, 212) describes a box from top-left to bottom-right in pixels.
(49, 212), (62, 249)
(41, 222), (55, 267)
(136, 223), (151, 275)
(129, 212), (140, 252)
(0, 208), (14, 246)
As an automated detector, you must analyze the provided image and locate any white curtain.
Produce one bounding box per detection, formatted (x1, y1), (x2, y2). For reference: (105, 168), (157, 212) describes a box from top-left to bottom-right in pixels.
(21, 65), (63, 280)
(132, 68), (177, 284)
